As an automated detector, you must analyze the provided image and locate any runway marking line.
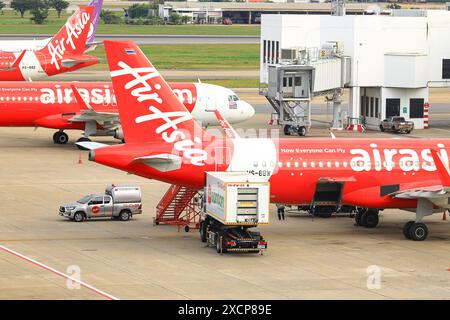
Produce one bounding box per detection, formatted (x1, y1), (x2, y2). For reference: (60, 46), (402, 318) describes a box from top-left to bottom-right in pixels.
(0, 244), (119, 300)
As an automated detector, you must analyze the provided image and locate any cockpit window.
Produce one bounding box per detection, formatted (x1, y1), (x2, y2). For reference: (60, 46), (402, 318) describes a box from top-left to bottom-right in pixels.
(228, 95), (239, 102)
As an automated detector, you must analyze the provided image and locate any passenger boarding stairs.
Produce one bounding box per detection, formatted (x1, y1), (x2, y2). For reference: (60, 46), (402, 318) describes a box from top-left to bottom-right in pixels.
(154, 185), (202, 232)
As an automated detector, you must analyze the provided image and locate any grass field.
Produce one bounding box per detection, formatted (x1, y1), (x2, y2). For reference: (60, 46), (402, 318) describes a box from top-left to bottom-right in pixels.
(90, 44), (260, 69)
(0, 10), (260, 35)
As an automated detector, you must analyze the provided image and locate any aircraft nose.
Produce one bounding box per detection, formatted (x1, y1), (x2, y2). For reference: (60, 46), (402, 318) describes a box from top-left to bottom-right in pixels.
(238, 100), (255, 120)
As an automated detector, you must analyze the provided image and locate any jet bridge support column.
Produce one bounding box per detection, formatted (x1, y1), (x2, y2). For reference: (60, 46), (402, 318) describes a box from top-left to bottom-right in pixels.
(331, 89), (343, 130)
(346, 86), (364, 132)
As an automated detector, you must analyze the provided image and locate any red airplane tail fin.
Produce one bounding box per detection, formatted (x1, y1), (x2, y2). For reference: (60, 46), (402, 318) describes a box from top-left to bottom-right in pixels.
(39, 6), (94, 70)
(104, 40), (209, 150)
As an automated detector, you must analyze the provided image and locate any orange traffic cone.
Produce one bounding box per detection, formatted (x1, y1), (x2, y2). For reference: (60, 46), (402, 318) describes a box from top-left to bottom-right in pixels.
(78, 153), (83, 164)
(443, 211), (447, 221)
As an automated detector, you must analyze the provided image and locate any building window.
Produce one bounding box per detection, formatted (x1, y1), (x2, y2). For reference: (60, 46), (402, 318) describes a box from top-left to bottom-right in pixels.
(410, 98), (424, 118)
(375, 98), (379, 118)
(386, 98), (400, 118)
(263, 40), (267, 63)
(275, 41), (279, 63)
(365, 97), (370, 117)
(442, 59), (450, 79)
(370, 97), (374, 117)
(360, 95), (365, 116)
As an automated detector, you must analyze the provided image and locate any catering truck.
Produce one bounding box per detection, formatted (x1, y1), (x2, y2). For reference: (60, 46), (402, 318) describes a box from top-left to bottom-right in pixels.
(59, 185), (142, 222)
(200, 172), (270, 254)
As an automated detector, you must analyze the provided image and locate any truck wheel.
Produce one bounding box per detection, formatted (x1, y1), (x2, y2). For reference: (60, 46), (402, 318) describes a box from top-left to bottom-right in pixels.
(199, 221), (207, 243)
(216, 233), (227, 254)
(73, 212), (85, 222)
(119, 210), (131, 221)
(379, 125), (385, 132)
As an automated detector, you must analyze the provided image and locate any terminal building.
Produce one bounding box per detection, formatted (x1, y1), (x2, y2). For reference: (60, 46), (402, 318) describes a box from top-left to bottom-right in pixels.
(260, 10), (450, 131)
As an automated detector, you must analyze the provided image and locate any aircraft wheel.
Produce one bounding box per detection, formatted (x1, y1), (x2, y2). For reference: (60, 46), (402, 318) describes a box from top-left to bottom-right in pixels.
(54, 132), (69, 145)
(403, 221), (415, 239)
(361, 209), (379, 228)
(355, 211), (364, 226)
(409, 223), (428, 241)
(298, 126), (307, 136)
(283, 125), (291, 135)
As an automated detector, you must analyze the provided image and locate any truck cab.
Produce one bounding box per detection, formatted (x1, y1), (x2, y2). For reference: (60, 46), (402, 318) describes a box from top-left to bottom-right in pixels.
(59, 185), (142, 222)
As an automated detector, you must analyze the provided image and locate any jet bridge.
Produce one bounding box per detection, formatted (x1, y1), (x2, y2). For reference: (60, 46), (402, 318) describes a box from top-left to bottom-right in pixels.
(262, 45), (351, 136)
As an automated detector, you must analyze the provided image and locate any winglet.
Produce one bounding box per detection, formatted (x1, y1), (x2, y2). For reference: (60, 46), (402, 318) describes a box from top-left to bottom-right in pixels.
(214, 110), (239, 139)
(430, 149), (450, 186)
(12, 51), (26, 68)
(71, 85), (94, 111)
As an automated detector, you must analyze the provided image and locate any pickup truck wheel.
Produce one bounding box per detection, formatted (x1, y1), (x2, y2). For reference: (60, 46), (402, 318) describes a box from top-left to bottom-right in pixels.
(379, 125), (385, 132)
(73, 212), (85, 222)
(119, 210), (131, 221)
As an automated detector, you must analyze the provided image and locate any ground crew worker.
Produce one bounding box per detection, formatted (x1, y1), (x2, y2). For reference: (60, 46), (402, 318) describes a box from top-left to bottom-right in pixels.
(276, 204), (285, 221)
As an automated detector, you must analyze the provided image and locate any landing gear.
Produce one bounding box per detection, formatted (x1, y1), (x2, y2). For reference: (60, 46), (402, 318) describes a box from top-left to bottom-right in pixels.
(53, 131), (69, 145)
(283, 125), (307, 136)
(402, 198), (433, 241)
(402, 221), (415, 239)
(403, 221), (428, 241)
(361, 209), (379, 228)
(76, 137), (91, 150)
(354, 208), (379, 228)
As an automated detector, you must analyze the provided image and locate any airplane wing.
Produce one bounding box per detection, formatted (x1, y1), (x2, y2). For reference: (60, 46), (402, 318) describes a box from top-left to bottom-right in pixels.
(213, 109), (239, 139)
(61, 54), (99, 68)
(69, 85), (119, 130)
(389, 149), (450, 208)
(0, 51), (26, 71)
(131, 154), (182, 172)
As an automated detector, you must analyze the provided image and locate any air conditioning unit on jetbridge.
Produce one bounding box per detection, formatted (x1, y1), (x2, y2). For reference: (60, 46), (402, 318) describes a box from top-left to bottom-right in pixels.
(264, 46), (351, 135)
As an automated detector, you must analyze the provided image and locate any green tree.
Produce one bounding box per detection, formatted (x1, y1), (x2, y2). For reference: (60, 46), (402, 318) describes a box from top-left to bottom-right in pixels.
(128, 4), (150, 19)
(169, 12), (182, 25)
(100, 9), (122, 24)
(30, 0), (49, 24)
(10, 0), (33, 18)
(181, 15), (191, 24)
(49, 0), (69, 18)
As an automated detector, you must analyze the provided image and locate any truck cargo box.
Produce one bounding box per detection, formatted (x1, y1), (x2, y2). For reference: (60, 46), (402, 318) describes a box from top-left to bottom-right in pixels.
(205, 172), (270, 225)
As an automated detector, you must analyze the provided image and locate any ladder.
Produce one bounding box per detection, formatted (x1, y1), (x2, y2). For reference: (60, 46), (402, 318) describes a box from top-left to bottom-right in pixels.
(154, 185), (202, 231)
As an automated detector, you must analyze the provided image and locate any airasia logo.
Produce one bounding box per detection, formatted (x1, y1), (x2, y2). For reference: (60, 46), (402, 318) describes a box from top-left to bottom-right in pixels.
(110, 61), (207, 166)
(91, 206), (100, 214)
(350, 143), (448, 172)
(48, 10), (91, 71)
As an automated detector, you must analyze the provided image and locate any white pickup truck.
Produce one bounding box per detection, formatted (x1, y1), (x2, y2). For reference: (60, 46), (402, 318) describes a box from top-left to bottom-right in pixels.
(380, 116), (414, 134)
(59, 185), (142, 222)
